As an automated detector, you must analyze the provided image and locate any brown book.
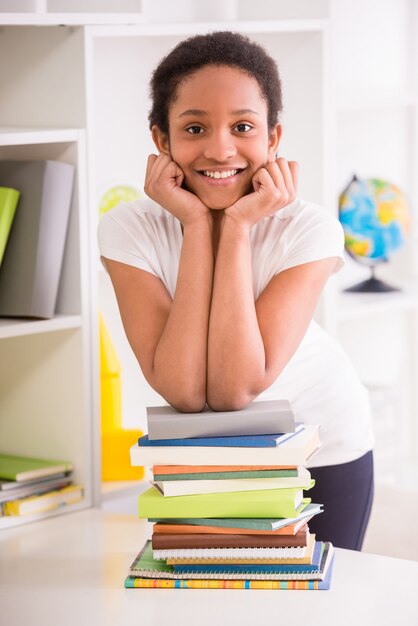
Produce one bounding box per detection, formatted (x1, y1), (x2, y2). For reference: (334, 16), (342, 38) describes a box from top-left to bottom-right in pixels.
(152, 526), (308, 550)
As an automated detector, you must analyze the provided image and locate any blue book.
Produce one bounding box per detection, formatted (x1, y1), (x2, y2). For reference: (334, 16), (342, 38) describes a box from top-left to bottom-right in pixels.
(172, 541), (323, 575)
(138, 423), (304, 448)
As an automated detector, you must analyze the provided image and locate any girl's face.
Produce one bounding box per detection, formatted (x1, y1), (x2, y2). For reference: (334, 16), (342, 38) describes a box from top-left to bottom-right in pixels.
(153, 65), (281, 210)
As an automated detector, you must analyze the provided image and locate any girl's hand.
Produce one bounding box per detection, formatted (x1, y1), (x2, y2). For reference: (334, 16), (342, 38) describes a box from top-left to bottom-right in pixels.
(144, 154), (210, 226)
(224, 158), (299, 230)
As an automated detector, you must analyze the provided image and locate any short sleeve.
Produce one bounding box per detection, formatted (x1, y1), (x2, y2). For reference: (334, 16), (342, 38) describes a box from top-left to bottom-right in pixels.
(97, 205), (158, 277)
(279, 205), (345, 274)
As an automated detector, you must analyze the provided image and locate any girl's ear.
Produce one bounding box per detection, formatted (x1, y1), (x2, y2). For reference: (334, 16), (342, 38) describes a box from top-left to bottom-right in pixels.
(151, 125), (170, 156)
(267, 124), (282, 162)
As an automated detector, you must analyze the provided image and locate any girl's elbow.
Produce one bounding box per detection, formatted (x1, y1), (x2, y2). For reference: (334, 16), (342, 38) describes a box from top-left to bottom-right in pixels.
(206, 389), (256, 413)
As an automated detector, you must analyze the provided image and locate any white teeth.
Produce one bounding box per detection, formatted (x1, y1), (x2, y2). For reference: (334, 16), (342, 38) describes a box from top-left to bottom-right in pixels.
(202, 169), (239, 179)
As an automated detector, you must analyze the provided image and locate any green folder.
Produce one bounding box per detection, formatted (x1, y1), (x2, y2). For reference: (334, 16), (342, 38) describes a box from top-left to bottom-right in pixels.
(138, 482), (314, 520)
(0, 186), (20, 266)
(0, 453), (73, 482)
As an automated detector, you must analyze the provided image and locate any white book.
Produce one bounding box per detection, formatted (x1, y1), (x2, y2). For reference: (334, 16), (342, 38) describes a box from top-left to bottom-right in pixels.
(153, 544), (307, 561)
(152, 467), (312, 497)
(130, 424), (320, 467)
(147, 399), (295, 440)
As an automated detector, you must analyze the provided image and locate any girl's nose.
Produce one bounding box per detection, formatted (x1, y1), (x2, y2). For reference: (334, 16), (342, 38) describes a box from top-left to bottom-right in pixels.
(203, 131), (237, 162)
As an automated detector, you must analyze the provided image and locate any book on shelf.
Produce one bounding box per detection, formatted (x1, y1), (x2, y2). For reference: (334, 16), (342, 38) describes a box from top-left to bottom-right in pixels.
(152, 465), (299, 480)
(0, 472), (70, 491)
(149, 503), (323, 531)
(0, 476), (72, 504)
(125, 540), (334, 588)
(2, 484), (83, 516)
(138, 484), (313, 520)
(0, 186), (20, 266)
(147, 399), (295, 440)
(0, 453), (73, 482)
(139, 423), (304, 448)
(0, 160), (74, 319)
(152, 466), (311, 497)
(152, 526), (309, 549)
(131, 424), (320, 467)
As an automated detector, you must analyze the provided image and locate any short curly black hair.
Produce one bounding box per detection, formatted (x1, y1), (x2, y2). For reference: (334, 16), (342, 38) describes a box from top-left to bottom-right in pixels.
(148, 31), (282, 134)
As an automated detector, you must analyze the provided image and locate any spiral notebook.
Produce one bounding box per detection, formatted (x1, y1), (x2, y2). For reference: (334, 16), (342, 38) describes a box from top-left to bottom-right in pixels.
(127, 540), (333, 580)
(125, 540), (334, 588)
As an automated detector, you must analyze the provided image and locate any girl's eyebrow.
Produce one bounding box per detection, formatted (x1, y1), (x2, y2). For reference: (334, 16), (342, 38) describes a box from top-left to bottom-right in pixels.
(178, 108), (259, 118)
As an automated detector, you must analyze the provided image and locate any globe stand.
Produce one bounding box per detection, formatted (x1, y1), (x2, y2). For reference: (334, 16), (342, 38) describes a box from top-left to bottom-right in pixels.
(344, 267), (400, 293)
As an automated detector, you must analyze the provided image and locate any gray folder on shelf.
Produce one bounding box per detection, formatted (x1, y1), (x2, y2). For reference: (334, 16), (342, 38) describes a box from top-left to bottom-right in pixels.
(0, 160), (75, 319)
(146, 400), (296, 440)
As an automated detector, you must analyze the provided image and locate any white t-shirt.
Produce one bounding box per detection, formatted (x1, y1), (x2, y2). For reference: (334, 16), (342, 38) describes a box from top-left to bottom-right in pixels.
(98, 197), (374, 467)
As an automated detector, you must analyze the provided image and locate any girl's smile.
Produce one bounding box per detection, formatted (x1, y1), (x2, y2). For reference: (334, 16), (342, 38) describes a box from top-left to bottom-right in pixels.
(152, 65), (281, 210)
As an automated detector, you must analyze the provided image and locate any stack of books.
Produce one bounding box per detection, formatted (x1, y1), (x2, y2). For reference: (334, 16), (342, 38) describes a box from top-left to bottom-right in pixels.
(126, 400), (335, 590)
(0, 453), (83, 517)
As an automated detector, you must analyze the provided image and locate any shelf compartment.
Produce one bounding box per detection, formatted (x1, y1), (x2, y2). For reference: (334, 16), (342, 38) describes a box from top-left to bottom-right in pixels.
(0, 498), (87, 531)
(0, 315), (82, 339)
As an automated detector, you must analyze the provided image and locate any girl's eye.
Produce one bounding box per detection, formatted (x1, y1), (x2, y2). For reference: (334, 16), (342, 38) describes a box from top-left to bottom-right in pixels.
(234, 123), (253, 133)
(186, 126), (204, 135)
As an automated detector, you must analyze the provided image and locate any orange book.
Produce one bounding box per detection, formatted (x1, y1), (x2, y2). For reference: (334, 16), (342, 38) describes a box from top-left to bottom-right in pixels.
(152, 465), (297, 474)
(152, 519), (311, 536)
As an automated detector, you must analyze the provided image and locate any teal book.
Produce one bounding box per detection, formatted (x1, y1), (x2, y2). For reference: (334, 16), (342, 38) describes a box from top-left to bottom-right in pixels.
(138, 483), (313, 519)
(153, 468), (298, 481)
(0, 186), (20, 266)
(149, 502), (323, 531)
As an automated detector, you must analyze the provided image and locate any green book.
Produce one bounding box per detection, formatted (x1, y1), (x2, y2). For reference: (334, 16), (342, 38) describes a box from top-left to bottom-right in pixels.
(0, 186), (20, 266)
(0, 453), (73, 482)
(153, 469), (298, 481)
(138, 483), (313, 520)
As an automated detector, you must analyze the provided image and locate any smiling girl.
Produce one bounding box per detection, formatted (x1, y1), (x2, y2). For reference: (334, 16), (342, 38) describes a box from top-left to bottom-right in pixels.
(98, 31), (374, 550)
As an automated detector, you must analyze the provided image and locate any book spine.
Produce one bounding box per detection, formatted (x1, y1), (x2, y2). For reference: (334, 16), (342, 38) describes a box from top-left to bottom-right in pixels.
(125, 577), (324, 589)
(152, 531), (307, 549)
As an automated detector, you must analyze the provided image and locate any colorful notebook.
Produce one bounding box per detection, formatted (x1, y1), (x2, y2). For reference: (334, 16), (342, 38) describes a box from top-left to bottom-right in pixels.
(124, 555), (334, 589)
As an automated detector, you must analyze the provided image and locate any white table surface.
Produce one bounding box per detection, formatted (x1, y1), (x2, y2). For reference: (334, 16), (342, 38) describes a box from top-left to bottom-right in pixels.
(0, 508), (417, 626)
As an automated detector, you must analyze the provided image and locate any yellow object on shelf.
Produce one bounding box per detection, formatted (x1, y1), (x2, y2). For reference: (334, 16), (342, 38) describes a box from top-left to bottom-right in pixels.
(99, 313), (122, 432)
(102, 430), (144, 481)
(99, 314), (144, 481)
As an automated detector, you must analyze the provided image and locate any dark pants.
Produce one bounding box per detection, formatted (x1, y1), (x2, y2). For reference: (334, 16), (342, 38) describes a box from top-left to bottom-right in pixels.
(307, 450), (374, 551)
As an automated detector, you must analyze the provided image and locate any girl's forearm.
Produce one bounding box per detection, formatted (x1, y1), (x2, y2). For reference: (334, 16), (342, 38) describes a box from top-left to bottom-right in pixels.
(207, 216), (266, 410)
(153, 216), (214, 412)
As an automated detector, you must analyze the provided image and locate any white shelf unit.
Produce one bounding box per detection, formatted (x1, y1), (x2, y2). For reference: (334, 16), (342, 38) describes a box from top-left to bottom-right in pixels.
(0, 127), (95, 529)
(0, 0), (144, 24)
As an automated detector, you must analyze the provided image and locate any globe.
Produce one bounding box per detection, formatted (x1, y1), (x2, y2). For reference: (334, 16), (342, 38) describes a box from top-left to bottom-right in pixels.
(339, 175), (411, 292)
(98, 184), (141, 217)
